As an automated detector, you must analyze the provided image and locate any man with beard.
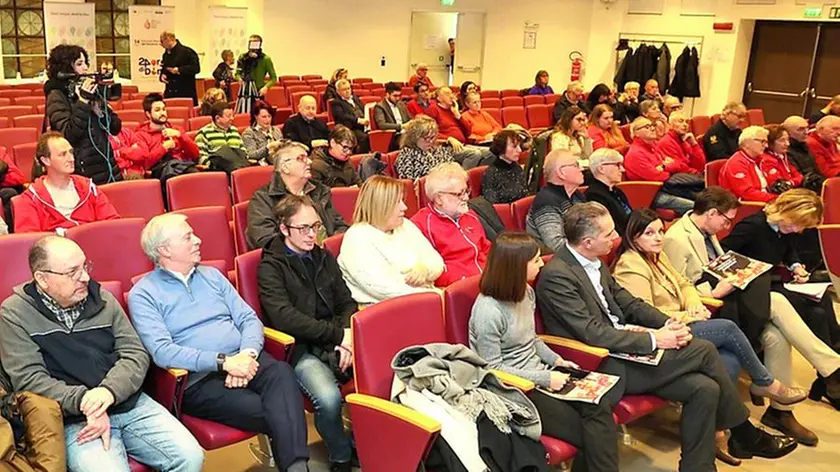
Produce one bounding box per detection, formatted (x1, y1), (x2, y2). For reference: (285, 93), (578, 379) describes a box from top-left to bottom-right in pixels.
(131, 93), (200, 176)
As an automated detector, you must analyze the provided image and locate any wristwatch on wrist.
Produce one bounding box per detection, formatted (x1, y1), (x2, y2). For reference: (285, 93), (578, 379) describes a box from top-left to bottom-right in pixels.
(216, 353), (226, 372)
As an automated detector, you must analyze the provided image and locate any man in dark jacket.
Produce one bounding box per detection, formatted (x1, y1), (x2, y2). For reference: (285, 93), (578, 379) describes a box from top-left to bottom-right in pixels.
(247, 141), (348, 250)
(329, 79), (370, 153)
(584, 148), (632, 237)
(258, 195), (358, 472)
(373, 82), (411, 151)
(782, 115), (824, 179)
(284, 95), (330, 150)
(310, 125), (363, 188)
(703, 102), (746, 161)
(552, 81), (588, 124)
(159, 32), (200, 105)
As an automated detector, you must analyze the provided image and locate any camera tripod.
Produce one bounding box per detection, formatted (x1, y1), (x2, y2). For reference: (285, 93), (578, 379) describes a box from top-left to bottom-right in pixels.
(235, 79), (259, 114)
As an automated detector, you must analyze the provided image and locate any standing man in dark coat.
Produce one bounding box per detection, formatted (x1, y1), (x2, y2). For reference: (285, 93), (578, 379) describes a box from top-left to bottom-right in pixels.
(159, 32), (200, 105)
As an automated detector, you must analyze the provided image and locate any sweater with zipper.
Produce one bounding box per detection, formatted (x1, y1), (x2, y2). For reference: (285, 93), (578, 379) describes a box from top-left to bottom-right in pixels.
(13, 175), (120, 233)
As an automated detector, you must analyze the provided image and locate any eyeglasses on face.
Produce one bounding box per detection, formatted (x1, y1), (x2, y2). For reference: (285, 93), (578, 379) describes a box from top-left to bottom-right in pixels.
(634, 123), (656, 132)
(287, 222), (323, 235)
(284, 154), (310, 164)
(440, 188), (470, 199)
(40, 261), (93, 282)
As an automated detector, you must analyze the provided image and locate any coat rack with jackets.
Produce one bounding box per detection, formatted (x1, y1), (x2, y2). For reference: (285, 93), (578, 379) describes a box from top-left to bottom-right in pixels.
(614, 34), (703, 105)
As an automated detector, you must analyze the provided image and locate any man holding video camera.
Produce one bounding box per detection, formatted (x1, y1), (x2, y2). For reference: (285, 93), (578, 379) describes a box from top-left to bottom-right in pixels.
(44, 44), (122, 185)
(159, 31), (200, 105)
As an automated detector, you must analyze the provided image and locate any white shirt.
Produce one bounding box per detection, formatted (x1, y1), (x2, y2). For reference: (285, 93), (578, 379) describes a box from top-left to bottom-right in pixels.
(44, 179), (80, 219)
(388, 100), (404, 126)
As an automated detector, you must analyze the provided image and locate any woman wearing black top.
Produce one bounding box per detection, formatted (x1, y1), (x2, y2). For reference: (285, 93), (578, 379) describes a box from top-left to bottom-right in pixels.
(212, 49), (235, 101)
(481, 129), (528, 204)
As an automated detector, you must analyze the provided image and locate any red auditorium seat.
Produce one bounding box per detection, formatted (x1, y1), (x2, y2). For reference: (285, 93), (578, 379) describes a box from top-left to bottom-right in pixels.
(360, 96), (379, 106)
(485, 108), (502, 125)
(121, 99), (144, 110)
(166, 172), (232, 219)
(264, 87), (289, 108)
(231, 165), (273, 204)
(819, 225), (840, 285)
(616, 181), (676, 221)
(173, 206), (236, 273)
(544, 94), (561, 105)
(0, 90), (32, 99)
(12, 114), (43, 130)
(0, 128), (37, 151)
(400, 178), (419, 217)
(467, 166), (486, 198)
(480, 90), (499, 99)
(188, 116), (212, 131)
(417, 176), (429, 208)
(822, 177), (840, 224)
(65, 218), (153, 289)
(523, 95), (544, 106)
(233, 113), (250, 128)
(381, 151), (398, 177)
(619, 124), (632, 143)
(502, 107), (528, 128)
(526, 104), (552, 131)
(716, 201), (765, 240)
(290, 91), (315, 112)
(746, 109), (765, 126)
(166, 107), (191, 120)
(323, 233), (344, 258)
(0, 231), (52, 301)
(330, 186), (361, 223)
(163, 98), (194, 109)
(280, 75), (301, 83)
(482, 97), (501, 108)
(302, 74), (323, 81)
(500, 89), (520, 98)
(502, 96), (523, 108)
(711, 113), (721, 125)
(12, 142), (37, 181)
(12, 96), (44, 107)
(494, 203), (515, 230)
(121, 85), (140, 94)
(0, 106), (36, 120)
(512, 195), (535, 230)
(119, 110), (147, 123)
(690, 116), (711, 136)
(369, 130), (394, 154)
(99, 180), (165, 221)
(705, 159), (727, 188)
(232, 201), (249, 256)
(352, 77), (373, 84)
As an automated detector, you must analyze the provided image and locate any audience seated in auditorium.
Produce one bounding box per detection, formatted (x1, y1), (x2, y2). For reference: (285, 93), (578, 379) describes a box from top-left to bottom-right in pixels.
(0, 146), (26, 227)
(199, 87), (227, 116)
(469, 232), (620, 472)
(406, 82), (432, 118)
(808, 94), (840, 126)
(45, 44), (122, 185)
(552, 81), (588, 124)
(461, 92), (503, 143)
(194, 101), (245, 166)
(703, 102), (746, 161)
(242, 99), (284, 165)
(132, 93), (200, 175)
(128, 214), (308, 472)
(329, 79), (370, 153)
(664, 187), (829, 444)
(718, 126), (777, 203)
(323, 68), (348, 109)
(662, 95), (683, 118)
(338, 175), (444, 304)
(408, 63), (434, 88)
(616, 81), (641, 124)
(584, 148), (631, 237)
(412, 163), (491, 286)
(657, 110), (706, 174)
(284, 96), (330, 150)
(760, 125), (803, 190)
(256, 195), (358, 472)
(247, 141), (347, 250)
(806, 115), (840, 178)
(481, 129), (529, 204)
(587, 104), (629, 155)
(0, 236), (204, 471)
(425, 87), (493, 168)
(14, 133), (119, 234)
(395, 115), (455, 180)
(585, 83), (612, 114)
(527, 70), (554, 96)
(782, 116), (824, 184)
(526, 149), (586, 253)
(535, 202), (798, 469)
(639, 99), (666, 139)
(550, 106), (592, 162)
(373, 82), (411, 151)
(310, 125), (362, 188)
(641, 79), (663, 108)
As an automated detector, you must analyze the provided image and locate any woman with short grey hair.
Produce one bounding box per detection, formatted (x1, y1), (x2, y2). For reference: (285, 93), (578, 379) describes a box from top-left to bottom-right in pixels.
(395, 116), (455, 180)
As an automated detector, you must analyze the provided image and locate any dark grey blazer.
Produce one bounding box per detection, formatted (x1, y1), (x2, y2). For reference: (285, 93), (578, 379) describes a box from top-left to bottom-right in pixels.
(535, 245), (669, 354)
(373, 99), (411, 132)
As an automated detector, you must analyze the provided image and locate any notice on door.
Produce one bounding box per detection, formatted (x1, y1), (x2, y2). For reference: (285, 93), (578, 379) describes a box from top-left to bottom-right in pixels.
(424, 35), (440, 50)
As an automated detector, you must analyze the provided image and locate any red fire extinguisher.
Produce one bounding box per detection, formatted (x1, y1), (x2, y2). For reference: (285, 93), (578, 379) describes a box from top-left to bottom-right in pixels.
(569, 51), (584, 82)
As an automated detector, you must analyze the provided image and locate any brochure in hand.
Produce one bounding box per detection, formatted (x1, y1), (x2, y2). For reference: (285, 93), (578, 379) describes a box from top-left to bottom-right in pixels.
(536, 367), (620, 404)
(609, 324), (665, 366)
(703, 250), (773, 290)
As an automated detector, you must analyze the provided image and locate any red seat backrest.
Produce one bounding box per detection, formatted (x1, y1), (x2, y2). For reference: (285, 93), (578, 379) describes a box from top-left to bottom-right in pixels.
(330, 186), (361, 224)
(819, 226), (840, 278)
(353, 292), (446, 399)
(494, 203), (515, 230)
(99, 179), (165, 221)
(480, 90), (500, 99)
(172, 206), (236, 272)
(619, 124), (632, 143)
(512, 195), (535, 231)
(12, 142), (36, 182)
(265, 87), (289, 109)
(502, 96), (523, 108)
(280, 75), (301, 82)
(12, 96), (44, 107)
(482, 98), (501, 109)
(12, 114), (44, 130)
(400, 178), (419, 217)
(417, 176), (429, 208)
(526, 104), (551, 129)
(166, 172), (232, 219)
(65, 218), (153, 289)
(233, 114), (250, 128)
(485, 108), (502, 125)
(500, 89), (520, 98)
(98, 280), (126, 312)
(163, 98), (193, 109)
(121, 100), (144, 110)
(119, 110), (147, 123)
(705, 160), (727, 188)
(443, 276), (481, 345)
(323, 233), (344, 258)
(615, 181), (663, 209)
(121, 85), (139, 94)
(167, 107), (191, 120)
(501, 107), (528, 128)
(231, 166), (273, 204)
(746, 109), (765, 127)
(234, 249), (264, 319)
(302, 74), (323, 81)
(0, 232), (52, 300)
(544, 94), (561, 105)
(690, 116), (711, 136)
(188, 116), (212, 131)
(467, 166), (487, 198)
(0, 128), (37, 150)
(0, 90), (32, 99)
(822, 177), (840, 224)
(232, 201), (249, 256)
(523, 95), (544, 106)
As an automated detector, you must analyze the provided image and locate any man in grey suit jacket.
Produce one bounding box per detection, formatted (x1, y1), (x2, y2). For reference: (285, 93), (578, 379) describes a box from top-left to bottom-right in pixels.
(535, 202), (796, 471)
(373, 82), (411, 151)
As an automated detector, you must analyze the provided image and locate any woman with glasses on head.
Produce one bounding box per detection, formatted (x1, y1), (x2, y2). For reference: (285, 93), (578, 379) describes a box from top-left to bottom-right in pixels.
(395, 115), (455, 180)
(550, 105), (592, 164)
(338, 175), (445, 305)
(242, 99), (284, 165)
(587, 104), (629, 155)
(309, 125), (362, 188)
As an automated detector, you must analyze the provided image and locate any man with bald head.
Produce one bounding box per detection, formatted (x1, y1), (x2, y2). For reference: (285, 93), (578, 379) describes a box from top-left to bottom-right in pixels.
(282, 95), (330, 150)
(807, 115), (840, 177)
(642, 79), (663, 108)
(782, 115), (823, 179)
(0, 236), (203, 472)
(809, 95), (840, 126)
(526, 149), (587, 253)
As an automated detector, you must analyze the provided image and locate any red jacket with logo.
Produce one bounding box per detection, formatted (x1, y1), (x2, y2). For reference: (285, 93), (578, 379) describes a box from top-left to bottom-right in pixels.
(128, 122), (199, 174)
(14, 175), (120, 233)
(0, 146), (26, 188)
(806, 133), (840, 178)
(411, 206), (491, 287)
(759, 151), (803, 187)
(624, 138), (693, 182)
(656, 130), (706, 174)
(718, 150), (776, 203)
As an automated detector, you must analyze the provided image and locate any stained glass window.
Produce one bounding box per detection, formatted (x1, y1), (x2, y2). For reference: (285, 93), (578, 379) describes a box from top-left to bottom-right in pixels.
(91, 0), (160, 79)
(0, 0), (44, 79)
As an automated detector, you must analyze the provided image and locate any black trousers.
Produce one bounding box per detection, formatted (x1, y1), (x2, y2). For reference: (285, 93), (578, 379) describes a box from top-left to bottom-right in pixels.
(599, 339), (749, 472)
(775, 284), (840, 353)
(529, 392), (619, 472)
(182, 352), (309, 470)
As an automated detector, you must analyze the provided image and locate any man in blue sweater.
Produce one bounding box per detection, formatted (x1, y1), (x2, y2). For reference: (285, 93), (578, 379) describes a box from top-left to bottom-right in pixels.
(127, 213), (310, 472)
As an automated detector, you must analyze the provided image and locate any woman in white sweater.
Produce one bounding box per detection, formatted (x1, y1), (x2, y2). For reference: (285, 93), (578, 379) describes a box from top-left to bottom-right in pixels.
(338, 175), (445, 305)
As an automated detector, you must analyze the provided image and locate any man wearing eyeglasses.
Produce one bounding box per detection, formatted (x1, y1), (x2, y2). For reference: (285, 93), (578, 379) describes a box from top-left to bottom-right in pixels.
(703, 102), (746, 161)
(526, 149), (587, 254)
(584, 148), (633, 237)
(257, 195), (359, 472)
(0, 236), (204, 471)
(718, 126), (777, 203)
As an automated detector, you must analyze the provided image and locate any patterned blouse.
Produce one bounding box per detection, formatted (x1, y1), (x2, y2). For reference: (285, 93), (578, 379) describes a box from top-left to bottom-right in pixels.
(395, 145), (455, 180)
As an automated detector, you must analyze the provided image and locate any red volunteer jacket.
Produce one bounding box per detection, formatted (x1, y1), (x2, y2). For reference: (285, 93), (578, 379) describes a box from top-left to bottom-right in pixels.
(759, 151), (803, 187)
(425, 102), (468, 144)
(656, 130), (706, 174)
(14, 175), (120, 233)
(411, 206), (491, 287)
(128, 122), (200, 174)
(624, 138), (692, 182)
(406, 99), (430, 118)
(718, 150), (776, 203)
(806, 133), (840, 178)
(0, 147), (27, 188)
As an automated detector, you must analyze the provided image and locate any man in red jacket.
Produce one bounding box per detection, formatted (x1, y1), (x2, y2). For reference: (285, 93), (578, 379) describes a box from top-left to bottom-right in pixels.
(14, 132), (120, 234)
(806, 116), (840, 178)
(131, 93), (199, 175)
(426, 87), (492, 168)
(657, 111), (706, 174)
(718, 126), (776, 203)
(406, 82), (431, 118)
(0, 146), (27, 228)
(411, 162), (491, 287)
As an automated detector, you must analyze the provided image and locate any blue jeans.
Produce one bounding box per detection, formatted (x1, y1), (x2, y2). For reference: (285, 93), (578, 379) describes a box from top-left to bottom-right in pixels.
(654, 192), (694, 215)
(294, 352), (353, 463)
(64, 393), (204, 472)
(689, 318), (774, 386)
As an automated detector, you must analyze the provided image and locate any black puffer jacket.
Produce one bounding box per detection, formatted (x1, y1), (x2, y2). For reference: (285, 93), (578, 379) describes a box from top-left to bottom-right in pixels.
(44, 79), (122, 185)
(257, 235), (358, 365)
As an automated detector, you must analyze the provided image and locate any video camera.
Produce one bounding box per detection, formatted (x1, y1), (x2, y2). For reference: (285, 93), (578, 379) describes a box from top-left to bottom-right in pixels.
(56, 71), (122, 102)
(236, 39), (263, 81)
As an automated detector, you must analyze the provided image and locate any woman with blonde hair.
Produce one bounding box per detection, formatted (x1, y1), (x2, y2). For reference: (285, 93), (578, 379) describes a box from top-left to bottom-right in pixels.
(587, 104), (629, 155)
(337, 175), (444, 304)
(395, 115), (454, 179)
(550, 105), (592, 163)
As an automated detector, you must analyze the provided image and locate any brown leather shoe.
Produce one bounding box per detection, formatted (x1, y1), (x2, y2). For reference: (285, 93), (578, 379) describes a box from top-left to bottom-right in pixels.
(761, 408), (819, 447)
(716, 432), (742, 466)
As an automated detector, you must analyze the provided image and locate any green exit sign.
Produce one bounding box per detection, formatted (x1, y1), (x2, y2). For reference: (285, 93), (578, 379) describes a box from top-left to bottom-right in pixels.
(804, 7), (822, 18)
(830, 7), (840, 19)
(441, 0), (455, 6)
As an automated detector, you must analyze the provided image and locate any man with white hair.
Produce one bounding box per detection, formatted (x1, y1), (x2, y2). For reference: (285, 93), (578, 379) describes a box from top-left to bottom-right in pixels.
(616, 81), (641, 124)
(584, 148), (633, 236)
(806, 115), (840, 178)
(526, 149), (586, 253)
(703, 102), (746, 161)
(782, 115), (823, 179)
(0, 236), (204, 471)
(408, 63), (434, 88)
(552, 81), (588, 124)
(657, 110), (706, 174)
(128, 214), (310, 472)
(412, 162), (491, 286)
(282, 95), (330, 150)
(718, 126), (776, 203)
(426, 87), (493, 168)
(329, 79), (369, 153)
(808, 94), (840, 126)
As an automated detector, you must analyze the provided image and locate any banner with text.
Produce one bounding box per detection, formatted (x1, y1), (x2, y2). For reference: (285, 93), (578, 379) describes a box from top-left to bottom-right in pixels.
(44, 2), (96, 65)
(206, 6), (248, 74)
(129, 5), (174, 91)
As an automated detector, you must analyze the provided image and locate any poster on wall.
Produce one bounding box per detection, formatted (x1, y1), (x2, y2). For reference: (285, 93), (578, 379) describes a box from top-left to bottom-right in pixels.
(129, 5), (175, 92)
(44, 2), (96, 65)
(207, 6), (248, 75)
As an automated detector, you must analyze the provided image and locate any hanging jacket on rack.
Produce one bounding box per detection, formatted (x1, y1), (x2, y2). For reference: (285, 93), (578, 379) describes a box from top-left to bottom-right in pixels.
(614, 47), (635, 91)
(639, 44), (659, 84)
(655, 43), (672, 92)
(684, 47), (701, 97)
(669, 47), (691, 99)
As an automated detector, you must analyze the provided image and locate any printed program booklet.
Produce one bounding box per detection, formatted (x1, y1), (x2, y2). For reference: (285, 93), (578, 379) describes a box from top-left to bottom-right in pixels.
(609, 324), (665, 366)
(703, 250), (773, 290)
(536, 370), (620, 404)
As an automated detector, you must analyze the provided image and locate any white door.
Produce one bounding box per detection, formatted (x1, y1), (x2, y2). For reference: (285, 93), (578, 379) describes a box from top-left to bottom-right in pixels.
(453, 12), (486, 87)
(408, 12), (457, 87)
